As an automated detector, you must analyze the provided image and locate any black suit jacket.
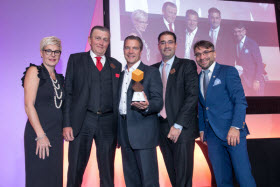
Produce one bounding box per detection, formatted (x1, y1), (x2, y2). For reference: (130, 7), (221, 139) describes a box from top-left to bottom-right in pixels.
(178, 28), (211, 60)
(153, 57), (199, 142)
(118, 62), (163, 149)
(63, 51), (122, 137)
(212, 26), (235, 66)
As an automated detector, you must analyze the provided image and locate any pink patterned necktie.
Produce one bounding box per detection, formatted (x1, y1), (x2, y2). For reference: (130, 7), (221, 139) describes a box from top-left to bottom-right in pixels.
(160, 63), (167, 118)
(95, 56), (103, 71)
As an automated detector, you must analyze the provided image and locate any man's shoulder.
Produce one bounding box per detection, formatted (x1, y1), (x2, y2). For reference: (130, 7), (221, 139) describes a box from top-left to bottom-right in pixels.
(70, 52), (88, 57)
(152, 62), (161, 68)
(106, 56), (122, 69)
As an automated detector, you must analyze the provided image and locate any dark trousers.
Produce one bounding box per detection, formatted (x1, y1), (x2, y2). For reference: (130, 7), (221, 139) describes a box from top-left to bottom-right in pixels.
(159, 118), (195, 187)
(67, 112), (116, 187)
(206, 125), (256, 187)
(119, 116), (159, 187)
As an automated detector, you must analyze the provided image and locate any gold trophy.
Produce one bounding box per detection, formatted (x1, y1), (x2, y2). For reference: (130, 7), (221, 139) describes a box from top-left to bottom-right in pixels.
(132, 69), (145, 102)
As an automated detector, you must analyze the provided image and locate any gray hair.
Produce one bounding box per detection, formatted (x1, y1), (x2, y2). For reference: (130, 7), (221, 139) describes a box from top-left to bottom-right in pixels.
(40, 36), (62, 51)
(131, 9), (148, 23)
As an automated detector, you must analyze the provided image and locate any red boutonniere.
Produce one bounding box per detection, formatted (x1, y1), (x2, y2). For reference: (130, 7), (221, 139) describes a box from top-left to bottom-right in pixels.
(115, 73), (120, 78)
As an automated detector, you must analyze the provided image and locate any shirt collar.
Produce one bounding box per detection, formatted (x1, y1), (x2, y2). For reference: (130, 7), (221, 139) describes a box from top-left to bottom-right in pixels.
(202, 61), (216, 73)
(160, 55), (175, 67)
(90, 50), (106, 61)
(125, 60), (141, 72)
(211, 25), (220, 32)
(163, 17), (172, 26)
(240, 35), (246, 44)
(186, 27), (198, 35)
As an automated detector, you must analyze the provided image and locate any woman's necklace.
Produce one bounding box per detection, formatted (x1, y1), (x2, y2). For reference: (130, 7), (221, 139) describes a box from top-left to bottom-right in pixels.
(50, 76), (63, 109)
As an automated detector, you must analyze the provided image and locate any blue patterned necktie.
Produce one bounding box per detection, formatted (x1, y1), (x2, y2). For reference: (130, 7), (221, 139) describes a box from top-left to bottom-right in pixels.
(203, 70), (210, 98)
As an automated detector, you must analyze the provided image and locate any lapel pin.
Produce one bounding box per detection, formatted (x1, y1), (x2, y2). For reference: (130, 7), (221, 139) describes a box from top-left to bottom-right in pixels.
(213, 75), (216, 78)
(110, 63), (116, 69)
(170, 68), (176, 74)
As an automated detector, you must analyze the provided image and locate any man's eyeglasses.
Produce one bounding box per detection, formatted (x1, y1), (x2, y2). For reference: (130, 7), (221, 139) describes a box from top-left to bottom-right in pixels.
(159, 40), (175, 46)
(194, 50), (214, 58)
(43, 49), (61, 56)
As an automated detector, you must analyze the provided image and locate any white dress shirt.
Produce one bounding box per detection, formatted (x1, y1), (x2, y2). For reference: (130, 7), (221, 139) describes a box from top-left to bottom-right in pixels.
(200, 62), (216, 98)
(184, 27), (198, 59)
(209, 26), (220, 46)
(90, 50), (106, 66)
(163, 17), (175, 32)
(119, 60), (141, 115)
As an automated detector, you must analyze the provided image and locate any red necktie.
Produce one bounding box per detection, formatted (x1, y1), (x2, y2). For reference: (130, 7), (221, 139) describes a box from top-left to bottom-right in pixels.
(95, 56), (103, 71)
(169, 23), (174, 32)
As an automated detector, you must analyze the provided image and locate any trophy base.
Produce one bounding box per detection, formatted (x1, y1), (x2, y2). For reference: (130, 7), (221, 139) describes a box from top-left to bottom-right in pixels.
(132, 92), (146, 102)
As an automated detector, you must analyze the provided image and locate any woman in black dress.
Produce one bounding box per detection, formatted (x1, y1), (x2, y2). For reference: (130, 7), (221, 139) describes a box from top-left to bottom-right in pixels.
(22, 36), (64, 187)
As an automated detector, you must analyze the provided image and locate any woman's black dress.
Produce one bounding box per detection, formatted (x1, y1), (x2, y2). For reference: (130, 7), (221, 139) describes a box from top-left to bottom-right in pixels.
(22, 64), (64, 187)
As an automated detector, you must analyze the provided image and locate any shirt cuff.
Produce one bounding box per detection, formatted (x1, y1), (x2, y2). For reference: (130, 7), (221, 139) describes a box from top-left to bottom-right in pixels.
(231, 126), (240, 130)
(174, 124), (183, 131)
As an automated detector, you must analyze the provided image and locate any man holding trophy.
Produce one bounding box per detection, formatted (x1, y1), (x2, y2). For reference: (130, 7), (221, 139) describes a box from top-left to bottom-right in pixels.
(118, 35), (163, 187)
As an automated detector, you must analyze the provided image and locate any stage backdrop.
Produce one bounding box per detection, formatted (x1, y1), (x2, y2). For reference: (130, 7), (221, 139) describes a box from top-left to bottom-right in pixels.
(1, 0), (280, 186)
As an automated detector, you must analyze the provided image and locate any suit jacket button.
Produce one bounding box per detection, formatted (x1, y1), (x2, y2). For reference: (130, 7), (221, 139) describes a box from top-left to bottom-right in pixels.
(206, 107), (209, 110)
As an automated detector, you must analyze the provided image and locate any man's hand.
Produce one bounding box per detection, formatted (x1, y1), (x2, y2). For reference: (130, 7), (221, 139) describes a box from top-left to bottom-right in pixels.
(253, 80), (260, 92)
(227, 127), (240, 146)
(63, 127), (74, 141)
(167, 126), (181, 143)
(131, 92), (149, 110)
(200, 131), (207, 145)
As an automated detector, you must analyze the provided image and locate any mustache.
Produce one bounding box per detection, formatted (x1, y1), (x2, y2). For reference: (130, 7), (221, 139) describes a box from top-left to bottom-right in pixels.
(163, 47), (172, 51)
(199, 57), (211, 63)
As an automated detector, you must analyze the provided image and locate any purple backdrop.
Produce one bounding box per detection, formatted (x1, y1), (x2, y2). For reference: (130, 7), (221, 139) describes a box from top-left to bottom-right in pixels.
(0, 0), (96, 186)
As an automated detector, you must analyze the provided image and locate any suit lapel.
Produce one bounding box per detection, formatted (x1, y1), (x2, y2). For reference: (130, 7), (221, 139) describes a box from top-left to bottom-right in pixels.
(166, 57), (180, 97)
(198, 72), (205, 104)
(205, 63), (221, 99)
(108, 58), (119, 104)
(86, 51), (93, 90)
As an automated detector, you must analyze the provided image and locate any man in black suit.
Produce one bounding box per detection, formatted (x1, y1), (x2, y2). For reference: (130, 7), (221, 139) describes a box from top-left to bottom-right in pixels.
(147, 2), (184, 62)
(118, 35), (163, 187)
(153, 31), (199, 187)
(180, 9), (210, 61)
(208, 7), (235, 66)
(63, 26), (122, 187)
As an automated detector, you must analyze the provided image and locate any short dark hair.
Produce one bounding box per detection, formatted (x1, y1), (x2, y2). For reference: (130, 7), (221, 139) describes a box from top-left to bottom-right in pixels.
(193, 40), (215, 52)
(162, 1), (177, 12)
(89, 26), (110, 38)
(208, 7), (221, 16)
(233, 23), (246, 30)
(158, 31), (177, 43)
(185, 9), (198, 18)
(124, 35), (143, 52)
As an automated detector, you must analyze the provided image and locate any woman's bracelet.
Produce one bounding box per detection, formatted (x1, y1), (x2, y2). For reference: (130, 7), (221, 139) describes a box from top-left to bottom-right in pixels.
(35, 133), (46, 141)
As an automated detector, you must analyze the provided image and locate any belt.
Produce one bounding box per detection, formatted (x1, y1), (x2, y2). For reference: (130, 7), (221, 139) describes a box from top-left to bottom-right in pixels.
(120, 115), (127, 120)
(87, 109), (113, 116)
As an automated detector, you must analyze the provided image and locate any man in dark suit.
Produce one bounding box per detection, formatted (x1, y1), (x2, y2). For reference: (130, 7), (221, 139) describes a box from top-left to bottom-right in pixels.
(194, 40), (256, 187)
(208, 7), (235, 66)
(179, 9), (210, 61)
(147, 2), (184, 62)
(63, 26), (122, 187)
(118, 35), (163, 187)
(233, 24), (264, 96)
(153, 31), (199, 187)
